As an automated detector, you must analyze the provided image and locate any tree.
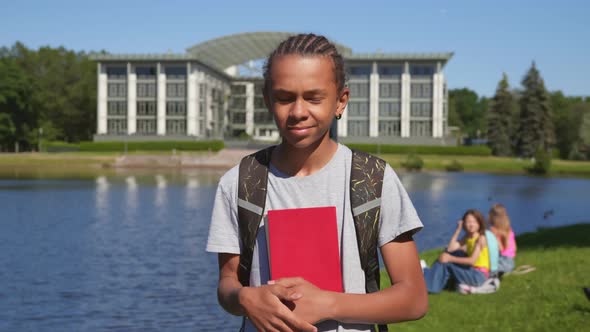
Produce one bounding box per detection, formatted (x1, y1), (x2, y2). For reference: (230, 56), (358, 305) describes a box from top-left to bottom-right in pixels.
(516, 62), (555, 157)
(487, 73), (513, 156)
(448, 88), (487, 138)
(0, 57), (36, 151)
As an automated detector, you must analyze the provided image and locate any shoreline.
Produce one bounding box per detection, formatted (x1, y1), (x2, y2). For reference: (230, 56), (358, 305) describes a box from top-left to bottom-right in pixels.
(2, 149), (590, 178)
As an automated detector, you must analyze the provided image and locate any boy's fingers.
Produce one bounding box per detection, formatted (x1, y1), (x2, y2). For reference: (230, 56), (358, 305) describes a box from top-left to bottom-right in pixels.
(270, 284), (302, 301)
(273, 277), (306, 288)
(281, 310), (317, 332)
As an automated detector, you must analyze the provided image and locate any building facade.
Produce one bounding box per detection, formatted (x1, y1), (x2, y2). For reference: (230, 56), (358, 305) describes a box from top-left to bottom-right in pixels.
(93, 32), (453, 144)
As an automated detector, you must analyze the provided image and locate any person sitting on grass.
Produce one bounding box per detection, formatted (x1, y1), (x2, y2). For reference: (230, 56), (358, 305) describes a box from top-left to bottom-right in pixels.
(422, 209), (490, 293)
(488, 203), (517, 274)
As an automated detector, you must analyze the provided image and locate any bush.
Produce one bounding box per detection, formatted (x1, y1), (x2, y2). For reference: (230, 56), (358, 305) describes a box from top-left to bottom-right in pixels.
(346, 144), (491, 156)
(526, 148), (552, 175)
(445, 160), (464, 172)
(44, 141), (80, 152)
(78, 140), (224, 152)
(401, 154), (424, 171)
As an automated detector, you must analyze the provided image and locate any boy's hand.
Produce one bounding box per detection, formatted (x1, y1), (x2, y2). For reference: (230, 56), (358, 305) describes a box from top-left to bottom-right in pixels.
(271, 277), (335, 325)
(238, 284), (317, 332)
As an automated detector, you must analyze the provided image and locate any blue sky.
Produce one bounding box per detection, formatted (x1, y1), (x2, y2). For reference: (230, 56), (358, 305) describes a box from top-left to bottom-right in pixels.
(1, 0), (588, 97)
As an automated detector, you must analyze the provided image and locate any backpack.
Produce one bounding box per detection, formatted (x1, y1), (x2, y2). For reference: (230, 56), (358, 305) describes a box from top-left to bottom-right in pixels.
(485, 230), (500, 277)
(236, 146), (387, 331)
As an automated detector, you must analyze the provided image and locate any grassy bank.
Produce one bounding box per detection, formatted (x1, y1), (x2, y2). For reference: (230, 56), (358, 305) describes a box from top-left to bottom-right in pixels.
(2, 150), (590, 178)
(382, 224), (590, 331)
(377, 154), (590, 177)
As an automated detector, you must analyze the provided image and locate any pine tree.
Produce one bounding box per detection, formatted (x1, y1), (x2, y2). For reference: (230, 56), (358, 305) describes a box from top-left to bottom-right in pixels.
(487, 73), (513, 156)
(517, 62), (555, 157)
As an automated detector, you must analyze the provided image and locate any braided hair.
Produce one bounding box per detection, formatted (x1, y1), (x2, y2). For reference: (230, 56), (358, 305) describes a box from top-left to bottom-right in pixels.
(263, 33), (346, 94)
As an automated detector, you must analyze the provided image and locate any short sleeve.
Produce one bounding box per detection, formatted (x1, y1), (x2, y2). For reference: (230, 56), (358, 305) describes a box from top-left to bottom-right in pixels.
(378, 164), (423, 247)
(206, 166), (241, 254)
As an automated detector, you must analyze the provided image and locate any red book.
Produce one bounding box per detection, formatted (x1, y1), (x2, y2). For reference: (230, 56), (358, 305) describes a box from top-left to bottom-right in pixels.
(266, 206), (343, 292)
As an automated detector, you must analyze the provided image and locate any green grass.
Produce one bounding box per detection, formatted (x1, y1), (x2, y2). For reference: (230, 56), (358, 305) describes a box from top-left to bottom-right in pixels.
(378, 154), (590, 177)
(382, 224), (590, 331)
(2, 150), (590, 178)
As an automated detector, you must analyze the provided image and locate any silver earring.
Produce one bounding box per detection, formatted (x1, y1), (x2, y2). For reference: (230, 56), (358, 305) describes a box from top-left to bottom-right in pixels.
(335, 114), (342, 120)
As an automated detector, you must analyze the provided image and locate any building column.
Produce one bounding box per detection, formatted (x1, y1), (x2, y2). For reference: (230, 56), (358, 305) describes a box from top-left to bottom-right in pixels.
(338, 103), (348, 137)
(369, 62), (379, 137)
(432, 62), (444, 138)
(97, 63), (108, 135)
(205, 82), (213, 137)
(157, 63), (166, 136)
(127, 63), (137, 134)
(245, 83), (254, 136)
(401, 62), (411, 137)
(187, 63), (197, 136)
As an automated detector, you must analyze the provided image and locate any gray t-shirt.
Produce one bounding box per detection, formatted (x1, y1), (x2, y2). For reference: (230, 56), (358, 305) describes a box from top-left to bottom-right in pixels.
(206, 144), (423, 332)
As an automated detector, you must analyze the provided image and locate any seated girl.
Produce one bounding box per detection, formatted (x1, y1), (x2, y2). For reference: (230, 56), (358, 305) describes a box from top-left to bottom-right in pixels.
(489, 204), (517, 273)
(423, 209), (490, 293)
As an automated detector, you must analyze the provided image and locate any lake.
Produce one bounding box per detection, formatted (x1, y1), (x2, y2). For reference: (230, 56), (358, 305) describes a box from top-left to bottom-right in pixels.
(1, 170), (589, 331)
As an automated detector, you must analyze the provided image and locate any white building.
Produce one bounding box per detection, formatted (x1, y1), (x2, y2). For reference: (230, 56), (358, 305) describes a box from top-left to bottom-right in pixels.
(92, 32), (453, 144)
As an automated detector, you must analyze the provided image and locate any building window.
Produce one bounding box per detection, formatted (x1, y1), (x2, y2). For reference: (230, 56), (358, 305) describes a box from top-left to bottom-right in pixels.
(379, 102), (400, 117)
(410, 120), (432, 137)
(230, 96), (246, 109)
(348, 65), (371, 78)
(108, 83), (126, 98)
(166, 101), (186, 116)
(254, 110), (274, 124)
(136, 119), (157, 134)
(410, 65), (434, 76)
(167, 83), (186, 98)
(107, 101), (127, 116)
(254, 96), (266, 109)
(349, 82), (369, 98)
(378, 65), (402, 77)
(379, 83), (400, 98)
(231, 84), (246, 95)
(348, 102), (369, 117)
(411, 83), (432, 99)
(165, 66), (186, 79)
(410, 102), (432, 117)
(379, 120), (400, 136)
(136, 66), (156, 79)
(137, 83), (156, 98)
(106, 67), (126, 79)
(137, 101), (156, 116)
(348, 120), (369, 137)
(254, 83), (264, 95)
(232, 112), (246, 124)
(166, 119), (186, 135)
(107, 119), (127, 134)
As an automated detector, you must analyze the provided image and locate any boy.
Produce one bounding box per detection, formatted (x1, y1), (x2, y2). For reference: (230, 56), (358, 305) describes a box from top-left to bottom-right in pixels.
(207, 33), (427, 332)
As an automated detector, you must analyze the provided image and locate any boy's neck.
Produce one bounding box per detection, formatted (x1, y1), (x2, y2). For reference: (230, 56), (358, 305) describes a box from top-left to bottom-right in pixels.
(272, 135), (338, 177)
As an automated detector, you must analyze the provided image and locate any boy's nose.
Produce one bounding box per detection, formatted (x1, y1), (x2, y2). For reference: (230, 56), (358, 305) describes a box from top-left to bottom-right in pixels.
(289, 99), (309, 120)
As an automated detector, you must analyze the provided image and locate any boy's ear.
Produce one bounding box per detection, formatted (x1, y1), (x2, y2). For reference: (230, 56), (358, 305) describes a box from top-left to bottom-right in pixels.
(337, 87), (350, 114)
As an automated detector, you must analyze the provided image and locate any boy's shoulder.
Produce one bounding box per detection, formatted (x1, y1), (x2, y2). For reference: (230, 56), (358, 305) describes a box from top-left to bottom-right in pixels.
(217, 164), (240, 195)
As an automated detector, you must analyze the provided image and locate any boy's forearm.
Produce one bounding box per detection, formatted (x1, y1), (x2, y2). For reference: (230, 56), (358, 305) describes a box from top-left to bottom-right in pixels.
(218, 276), (246, 316)
(329, 280), (427, 324)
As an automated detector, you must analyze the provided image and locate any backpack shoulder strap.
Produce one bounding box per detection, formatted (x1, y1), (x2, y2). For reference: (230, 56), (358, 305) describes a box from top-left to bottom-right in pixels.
(350, 149), (386, 294)
(237, 146), (274, 287)
(350, 149), (387, 332)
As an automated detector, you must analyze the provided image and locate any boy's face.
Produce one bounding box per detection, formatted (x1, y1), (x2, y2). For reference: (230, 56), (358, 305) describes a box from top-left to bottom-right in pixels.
(265, 55), (349, 149)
